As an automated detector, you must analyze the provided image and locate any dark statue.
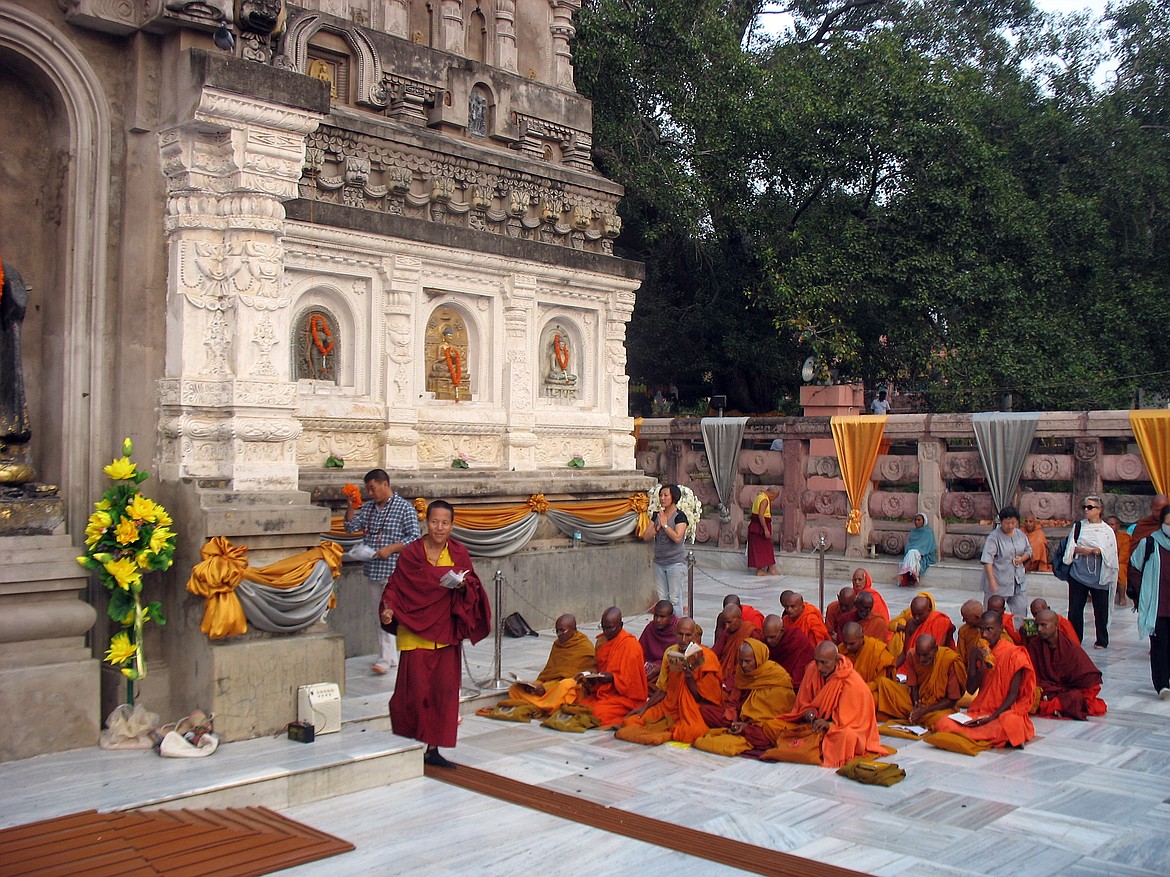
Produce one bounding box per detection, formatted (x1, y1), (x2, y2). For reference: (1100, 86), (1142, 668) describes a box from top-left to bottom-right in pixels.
(0, 265), (34, 484)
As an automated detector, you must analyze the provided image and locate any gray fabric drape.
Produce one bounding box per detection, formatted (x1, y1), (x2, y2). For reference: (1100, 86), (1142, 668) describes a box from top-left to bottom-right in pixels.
(237, 560), (336, 633)
(546, 509), (639, 544)
(451, 514), (541, 557)
(701, 417), (749, 511)
(972, 412), (1041, 513)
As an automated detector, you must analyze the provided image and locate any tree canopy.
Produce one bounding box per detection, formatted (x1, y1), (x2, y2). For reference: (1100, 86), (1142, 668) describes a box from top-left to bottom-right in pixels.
(574, 0), (1170, 413)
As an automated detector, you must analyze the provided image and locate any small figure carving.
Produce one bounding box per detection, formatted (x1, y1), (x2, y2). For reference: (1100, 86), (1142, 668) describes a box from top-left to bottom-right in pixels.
(0, 261), (35, 483)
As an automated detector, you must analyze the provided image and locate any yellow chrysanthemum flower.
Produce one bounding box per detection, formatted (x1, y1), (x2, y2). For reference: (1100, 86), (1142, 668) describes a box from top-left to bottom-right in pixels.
(126, 494), (159, 523)
(148, 526), (173, 554)
(104, 631), (138, 665)
(114, 517), (139, 545)
(84, 511), (112, 549)
(155, 507), (173, 528)
(135, 550), (152, 569)
(103, 556), (141, 591)
(103, 456), (137, 481)
(94, 499), (112, 511)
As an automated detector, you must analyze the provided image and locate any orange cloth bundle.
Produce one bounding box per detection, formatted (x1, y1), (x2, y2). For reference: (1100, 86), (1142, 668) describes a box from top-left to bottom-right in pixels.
(342, 483), (362, 509)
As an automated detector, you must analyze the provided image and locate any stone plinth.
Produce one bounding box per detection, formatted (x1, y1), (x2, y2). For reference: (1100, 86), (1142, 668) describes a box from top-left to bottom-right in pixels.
(0, 534), (99, 761)
(800, 384), (864, 417)
(0, 489), (64, 536)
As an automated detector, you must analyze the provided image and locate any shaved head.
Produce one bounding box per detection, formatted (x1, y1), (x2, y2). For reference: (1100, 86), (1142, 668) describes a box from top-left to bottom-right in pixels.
(722, 603), (743, 632)
(910, 596), (931, 623)
(913, 633), (938, 663)
(1153, 495), (1168, 516)
(600, 607), (623, 639)
(676, 616), (699, 645)
(781, 592), (804, 620)
(1029, 598), (1050, 618)
(855, 591), (874, 618)
(837, 587), (856, 609)
(723, 594), (743, 608)
(1035, 609), (1060, 645)
(986, 594), (1007, 615)
(814, 640), (840, 678)
(762, 614), (784, 647)
(839, 622), (864, 655)
(979, 610), (1004, 642)
(961, 599), (983, 626)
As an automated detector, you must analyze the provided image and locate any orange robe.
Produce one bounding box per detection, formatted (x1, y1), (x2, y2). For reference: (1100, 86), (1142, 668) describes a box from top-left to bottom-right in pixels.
(702, 638), (796, 731)
(579, 629), (649, 726)
(741, 604), (766, 632)
(505, 630), (596, 711)
(764, 655), (892, 768)
(910, 610), (956, 650)
(935, 638), (1036, 747)
(621, 645), (722, 744)
(840, 610), (890, 644)
(825, 600), (849, 640)
(874, 646), (964, 727)
(713, 620), (760, 690)
(786, 604), (831, 646)
(841, 636), (896, 689)
(1002, 612), (1023, 646)
(1115, 530), (1132, 592)
(852, 571), (891, 622)
(1025, 528), (1051, 572)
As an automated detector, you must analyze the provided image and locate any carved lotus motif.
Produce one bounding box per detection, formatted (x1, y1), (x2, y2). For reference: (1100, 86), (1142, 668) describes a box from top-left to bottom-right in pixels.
(695, 517), (716, 544)
(1115, 454), (1145, 480)
(1031, 454), (1059, 480)
(948, 454), (979, 479)
(877, 457), (904, 481)
(954, 495), (976, 520)
(879, 532), (903, 555)
(952, 536), (981, 560)
(1115, 496), (1143, 523)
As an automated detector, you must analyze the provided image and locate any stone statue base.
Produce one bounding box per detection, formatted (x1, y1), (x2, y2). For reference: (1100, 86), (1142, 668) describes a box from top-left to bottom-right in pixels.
(0, 484), (64, 536)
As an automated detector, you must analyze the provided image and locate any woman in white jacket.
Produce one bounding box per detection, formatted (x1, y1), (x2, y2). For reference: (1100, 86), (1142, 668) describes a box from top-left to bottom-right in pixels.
(1063, 495), (1118, 649)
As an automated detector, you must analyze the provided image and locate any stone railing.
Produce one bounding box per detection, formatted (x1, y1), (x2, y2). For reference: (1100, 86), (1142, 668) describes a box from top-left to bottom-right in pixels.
(637, 411), (1156, 560)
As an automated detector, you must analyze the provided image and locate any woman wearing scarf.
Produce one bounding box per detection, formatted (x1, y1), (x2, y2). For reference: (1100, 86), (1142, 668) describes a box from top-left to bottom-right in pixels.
(747, 489), (779, 576)
(1062, 495), (1118, 650)
(1127, 504), (1170, 698)
(897, 514), (937, 588)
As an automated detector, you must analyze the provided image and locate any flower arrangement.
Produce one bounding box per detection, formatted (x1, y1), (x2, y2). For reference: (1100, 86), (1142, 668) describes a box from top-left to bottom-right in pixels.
(451, 452), (471, 469)
(76, 438), (175, 698)
(647, 483), (702, 543)
(567, 454), (585, 468)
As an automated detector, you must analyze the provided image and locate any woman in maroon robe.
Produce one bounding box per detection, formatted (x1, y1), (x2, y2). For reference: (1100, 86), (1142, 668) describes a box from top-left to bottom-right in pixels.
(381, 500), (491, 767)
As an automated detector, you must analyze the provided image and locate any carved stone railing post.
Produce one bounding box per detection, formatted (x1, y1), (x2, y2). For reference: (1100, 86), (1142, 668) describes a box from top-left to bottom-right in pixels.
(918, 437), (945, 550)
(1074, 438), (1103, 503)
(158, 57), (325, 491)
(383, 256), (421, 466)
(502, 274), (538, 470)
(781, 438), (809, 552)
(495, 0), (518, 73)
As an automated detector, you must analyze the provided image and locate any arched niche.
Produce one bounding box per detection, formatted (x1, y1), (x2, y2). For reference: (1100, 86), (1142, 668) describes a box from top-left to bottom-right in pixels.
(0, 7), (110, 532)
(289, 281), (360, 391)
(281, 14), (384, 108)
(467, 5), (489, 64)
(424, 303), (480, 402)
(539, 317), (582, 401)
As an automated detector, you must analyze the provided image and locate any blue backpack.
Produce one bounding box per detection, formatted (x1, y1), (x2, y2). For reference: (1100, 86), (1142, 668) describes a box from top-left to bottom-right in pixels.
(1050, 522), (1081, 582)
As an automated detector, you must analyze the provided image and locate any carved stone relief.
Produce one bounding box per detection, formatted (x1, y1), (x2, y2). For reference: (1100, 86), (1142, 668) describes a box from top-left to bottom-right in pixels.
(424, 306), (472, 401)
(293, 306), (339, 382)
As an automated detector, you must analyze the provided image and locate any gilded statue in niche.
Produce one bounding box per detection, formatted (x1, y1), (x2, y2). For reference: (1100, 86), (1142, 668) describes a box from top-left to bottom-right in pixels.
(294, 307), (339, 383)
(426, 307), (471, 401)
(307, 59), (337, 100)
(542, 323), (578, 400)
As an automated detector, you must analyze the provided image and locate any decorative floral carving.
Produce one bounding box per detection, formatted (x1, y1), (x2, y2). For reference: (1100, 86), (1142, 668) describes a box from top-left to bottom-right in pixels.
(951, 535), (981, 560)
(1030, 454), (1059, 480)
(1074, 440), (1099, 461)
(1114, 454), (1146, 481)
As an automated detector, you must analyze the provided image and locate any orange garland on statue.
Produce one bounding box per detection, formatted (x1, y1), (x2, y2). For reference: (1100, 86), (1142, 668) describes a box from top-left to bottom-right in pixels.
(309, 314), (334, 356)
(445, 345), (462, 402)
(0, 253), (5, 305)
(554, 333), (569, 371)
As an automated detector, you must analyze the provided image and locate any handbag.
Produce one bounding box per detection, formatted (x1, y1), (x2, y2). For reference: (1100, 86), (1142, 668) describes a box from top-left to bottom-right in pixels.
(502, 612), (538, 638)
(1069, 551), (1103, 588)
(1051, 523), (1080, 583)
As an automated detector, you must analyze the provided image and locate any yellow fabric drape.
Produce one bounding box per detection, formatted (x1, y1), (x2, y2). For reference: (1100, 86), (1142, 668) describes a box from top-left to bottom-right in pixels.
(185, 537), (344, 640)
(831, 415), (888, 535)
(406, 493), (652, 536)
(1130, 410), (1170, 495)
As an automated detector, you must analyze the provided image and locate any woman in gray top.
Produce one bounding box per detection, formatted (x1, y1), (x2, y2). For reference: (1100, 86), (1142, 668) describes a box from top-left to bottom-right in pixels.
(642, 484), (690, 616)
(980, 505), (1032, 616)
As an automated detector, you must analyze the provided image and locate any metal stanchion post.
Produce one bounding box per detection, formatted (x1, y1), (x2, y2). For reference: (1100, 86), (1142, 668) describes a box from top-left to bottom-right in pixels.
(478, 569), (511, 694)
(687, 550), (695, 617)
(817, 534), (827, 613)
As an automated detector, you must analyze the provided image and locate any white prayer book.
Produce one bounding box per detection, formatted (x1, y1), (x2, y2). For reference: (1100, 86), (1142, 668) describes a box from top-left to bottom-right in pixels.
(666, 642), (704, 671)
(946, 711), (974, 725)
(439, 569), (468, 589)
(888, 723), (930, 736)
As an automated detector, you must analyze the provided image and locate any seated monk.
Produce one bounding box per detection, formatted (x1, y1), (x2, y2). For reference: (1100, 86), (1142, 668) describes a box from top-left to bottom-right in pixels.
(838, 621), (895, 691)
(700, 638), (796, 750)
(895, 594), (956, 666)
(619, 617), (722, 745)
(761, 613), (814, 688)
(1022, 598), (1077, 644)
(1023, 515), (1052, 573)
(825, 587), (856, 642)
(781, 592), (831, 646)
(987, 594), (1023, 646)
(957, 599), (986, 665)
(934, 611), (1037, 748)
(576, 607), (649, 727)
(762, 641), (893, 768)
(638, 600), (678, 687)
(1026, 609), (1106, 720)
(504, 614), (595, 712)
(839, 591), (890, 644)
(721, 594), (766, 633)
(874, 633), (964, 729)
(851, 567), (890, 622)
(713, 603), (760, 692)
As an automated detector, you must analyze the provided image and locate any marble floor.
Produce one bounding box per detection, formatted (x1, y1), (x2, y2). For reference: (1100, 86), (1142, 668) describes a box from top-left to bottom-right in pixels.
(6, 554), (1170, 876)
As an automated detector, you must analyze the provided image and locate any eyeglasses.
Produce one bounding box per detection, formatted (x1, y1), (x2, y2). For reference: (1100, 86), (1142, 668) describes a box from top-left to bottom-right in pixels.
(1082, 505), (1100, 510)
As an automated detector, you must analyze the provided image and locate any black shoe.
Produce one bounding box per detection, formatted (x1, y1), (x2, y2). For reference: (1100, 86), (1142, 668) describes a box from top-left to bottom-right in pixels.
(424, 749), (457, 769)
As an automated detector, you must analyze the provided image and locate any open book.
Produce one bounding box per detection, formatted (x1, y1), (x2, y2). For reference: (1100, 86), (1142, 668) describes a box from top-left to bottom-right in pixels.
(666, 642), (704, 672)
(439, 569), (469, 589)
(946, 711), (974, 725)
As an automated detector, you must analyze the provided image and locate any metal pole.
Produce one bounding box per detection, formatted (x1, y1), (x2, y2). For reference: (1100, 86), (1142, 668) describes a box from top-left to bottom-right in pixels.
(481, 569), (510, 693)
(686, 549), (695, 618)
(817, 534), (827, 613)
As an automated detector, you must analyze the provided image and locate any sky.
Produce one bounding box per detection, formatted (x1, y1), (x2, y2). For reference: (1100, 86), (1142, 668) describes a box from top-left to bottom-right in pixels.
(1034, 1), (1109, 15)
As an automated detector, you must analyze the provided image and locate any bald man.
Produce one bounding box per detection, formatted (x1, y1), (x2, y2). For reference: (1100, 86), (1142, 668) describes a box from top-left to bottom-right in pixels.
(987, 594), (1023, 646)
(826, 587), (856, 642)
(503, 614), (596, 712)
(762, 613), (814, 687)
(838, 621), (895, 689)
(934, 611), (1037, 749)
(1131, 494), (1169, 545)
(722, 594), (766, 632)
(956, 599), (987, 665)
(1027, 609), (1106, 720)
(840, 590), (891, 643)
(873, 633), (964, 729)
(762, 641), (891, 767)
(780, 592), (831, 646)
(713, 603), (761, 694)
(577, 607), (649, 727)
(1024, 598), (1077, 643)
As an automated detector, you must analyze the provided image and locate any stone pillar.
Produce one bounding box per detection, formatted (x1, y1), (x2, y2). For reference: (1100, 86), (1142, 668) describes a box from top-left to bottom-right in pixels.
(1074, 438), (1103, 503)
(495, 0), (518, 73)
(604, 290), (636, 468)
(502, 274), (538, 470)
(385, 0), (410, 37)
(158, 83), (324, 490)
(781, 438), (809, 552)
(384, 255), (421, 466)
(918, 437), (945, 556)
(549, 0), (580, 89)
(441, 0), (466, 55)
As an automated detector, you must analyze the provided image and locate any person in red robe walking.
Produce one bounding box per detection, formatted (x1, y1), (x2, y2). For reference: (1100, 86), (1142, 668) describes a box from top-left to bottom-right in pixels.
(381, 500), (491, 768)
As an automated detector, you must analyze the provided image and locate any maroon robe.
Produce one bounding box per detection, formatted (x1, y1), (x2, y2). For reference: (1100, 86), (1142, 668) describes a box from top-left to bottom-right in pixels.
(1026, 630), (1106, 721)
(767, 625), (814, 688)
(383, 538), (491, 748)
(638, 616), (679, 665)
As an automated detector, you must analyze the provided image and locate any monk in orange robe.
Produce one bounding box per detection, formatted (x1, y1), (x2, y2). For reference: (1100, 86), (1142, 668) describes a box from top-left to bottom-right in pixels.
(700, 638), (796, 750)
(851, 568), (890, 622)
(840, 591), (891, 643)
(619, 617), (722, 745)
(713, 603), (760, 690)
(896, 594), (955, 666)
(781, 592), (831, 646)
(956, 599), (986, 664)
(1027, 610), (1106, 720)
(762, 642), (893, 768)
(503, 614), (595, 712)
(1023, 515), (1052, 573)
(721, 594), (766, 633)
(1023, 598), (1077, 644)
(1107, 516), (1132, 606)
(934, 611), (1037, 748)
(838, 622), (895, 690)
(874, 633), (965, 728)
(578, 607), (649, 727)
(987, 594), (1023, 646)
(887, 591), (941, 656)
(825, 588), (856, 642)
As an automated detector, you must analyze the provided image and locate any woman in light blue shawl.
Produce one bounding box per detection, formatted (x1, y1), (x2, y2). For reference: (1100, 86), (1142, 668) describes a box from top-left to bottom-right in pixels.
(898, 514), (937, 588)
(1128, 503), (1170, 698)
